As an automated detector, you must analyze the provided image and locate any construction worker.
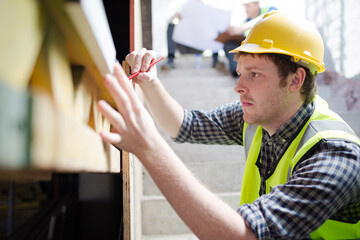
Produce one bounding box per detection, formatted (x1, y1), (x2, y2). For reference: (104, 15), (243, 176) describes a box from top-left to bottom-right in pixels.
(216, 0), (277, 77)
(98, 11), (360, 239)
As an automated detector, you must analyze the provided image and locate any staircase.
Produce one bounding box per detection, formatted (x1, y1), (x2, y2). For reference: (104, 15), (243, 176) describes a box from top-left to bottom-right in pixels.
(141, 54), (244, 239)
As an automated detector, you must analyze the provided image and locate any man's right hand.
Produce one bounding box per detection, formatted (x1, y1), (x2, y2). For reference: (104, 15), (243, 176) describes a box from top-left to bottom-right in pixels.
(125, 48), (159, 87)
(215, 26), (246, 44)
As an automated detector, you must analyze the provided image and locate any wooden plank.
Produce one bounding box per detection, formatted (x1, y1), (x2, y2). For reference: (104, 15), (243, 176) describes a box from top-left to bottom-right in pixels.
(30, 25), (74, 113)
(0, 0), (46, 89)
(0, 85), (121, 174)
(30, 90), (120, 173)
(121, 58), (134, 240)
(122, 151), (132, 240)
(41, 0), (116, 107)
(88, 98), (103, 133)
(65, 0), (116, 77)
(72, 67), (93, 124)
(0, 83), (30, 169)
(130, 0), (135, 52)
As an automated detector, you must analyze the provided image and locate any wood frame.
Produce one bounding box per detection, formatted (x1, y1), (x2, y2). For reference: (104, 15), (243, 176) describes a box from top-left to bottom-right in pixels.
(1, 0), (143, 239)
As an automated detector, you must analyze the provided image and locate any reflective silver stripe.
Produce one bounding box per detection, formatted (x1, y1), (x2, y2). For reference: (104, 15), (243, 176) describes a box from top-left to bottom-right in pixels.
(295, 120), (357, 156)
(287, 166), (292, 182)
(287, 120), (358, 181)
(244, 124), (259, 160)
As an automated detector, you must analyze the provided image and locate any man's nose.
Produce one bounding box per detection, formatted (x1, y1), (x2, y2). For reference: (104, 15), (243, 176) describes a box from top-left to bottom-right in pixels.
(234, 75), (246, 94)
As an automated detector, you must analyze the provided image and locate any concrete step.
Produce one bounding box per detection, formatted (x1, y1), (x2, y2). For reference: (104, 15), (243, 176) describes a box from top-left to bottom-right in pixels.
(159, 62), (239, 110)
(143, 158), (244, 196)
(141, 192), (240, 236)
(159, 54), (230, 74)
(142, 55), (244, 237)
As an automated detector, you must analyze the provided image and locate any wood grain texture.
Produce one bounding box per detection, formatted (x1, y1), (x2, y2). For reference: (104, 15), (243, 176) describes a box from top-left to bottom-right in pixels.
(30, 25), (74, 113)
(30, 90), (120, 173)
(42, 0), (116, 107)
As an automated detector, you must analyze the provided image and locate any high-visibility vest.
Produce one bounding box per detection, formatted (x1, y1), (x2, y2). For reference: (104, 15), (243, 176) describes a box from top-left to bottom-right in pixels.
(240, 95), (360, 239)
(243, 7), (272, 37)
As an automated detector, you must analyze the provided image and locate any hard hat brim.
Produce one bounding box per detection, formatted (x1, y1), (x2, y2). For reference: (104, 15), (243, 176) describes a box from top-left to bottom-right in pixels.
(229, 43), (326, 74)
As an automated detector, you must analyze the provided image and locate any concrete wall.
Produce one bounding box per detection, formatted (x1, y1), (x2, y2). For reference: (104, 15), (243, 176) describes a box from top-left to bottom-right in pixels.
(305, 0), (360, 79)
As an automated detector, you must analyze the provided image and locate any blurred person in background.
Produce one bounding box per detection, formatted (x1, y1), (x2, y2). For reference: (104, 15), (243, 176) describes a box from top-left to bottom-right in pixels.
(216, 0), (277, 77)
(162, 0), (187, 69)
(163, 0), (225, 69)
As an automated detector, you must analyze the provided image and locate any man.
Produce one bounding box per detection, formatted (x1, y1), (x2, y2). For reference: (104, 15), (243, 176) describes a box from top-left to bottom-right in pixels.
(216, 0), (277, 77)
(98, 11), (360, 239)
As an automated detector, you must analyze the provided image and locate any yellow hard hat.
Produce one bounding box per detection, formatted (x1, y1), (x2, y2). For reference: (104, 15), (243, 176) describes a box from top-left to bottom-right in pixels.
(230, 11), (325, 75)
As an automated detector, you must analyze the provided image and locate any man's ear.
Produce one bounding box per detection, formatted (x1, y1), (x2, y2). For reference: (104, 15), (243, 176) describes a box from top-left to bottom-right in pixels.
(289, 67), (306, 92)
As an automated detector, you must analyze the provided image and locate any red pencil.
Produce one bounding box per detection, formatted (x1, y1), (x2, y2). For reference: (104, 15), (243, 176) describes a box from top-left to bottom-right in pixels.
(128, 56), (164, 80)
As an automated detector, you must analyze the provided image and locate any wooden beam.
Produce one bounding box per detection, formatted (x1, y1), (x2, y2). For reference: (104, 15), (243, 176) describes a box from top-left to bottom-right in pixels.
(41, 0), (116, 107)
(0, 0), (46, 90)
(121, 58), (134, 240)
(65, 0), (116, 77)
(30, 90), (120, 173)
(72, 66), (93, 124)
(122, 151), (132, 240)
(30, 25), (74, 113)
(0, 84), (119, 174)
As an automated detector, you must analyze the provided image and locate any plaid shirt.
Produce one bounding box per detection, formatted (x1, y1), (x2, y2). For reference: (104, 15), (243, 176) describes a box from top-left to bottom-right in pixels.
(174, 100), (360, 239)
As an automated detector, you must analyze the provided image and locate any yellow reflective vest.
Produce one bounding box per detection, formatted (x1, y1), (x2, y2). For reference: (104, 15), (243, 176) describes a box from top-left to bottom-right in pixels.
(240, 96), (360, 239)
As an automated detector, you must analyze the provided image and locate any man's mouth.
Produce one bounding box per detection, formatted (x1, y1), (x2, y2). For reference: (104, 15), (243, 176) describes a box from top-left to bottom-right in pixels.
(241, 99), (253, 107)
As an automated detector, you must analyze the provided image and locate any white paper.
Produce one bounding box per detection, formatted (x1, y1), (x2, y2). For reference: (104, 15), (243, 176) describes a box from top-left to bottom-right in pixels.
(173, 0), (231, 52)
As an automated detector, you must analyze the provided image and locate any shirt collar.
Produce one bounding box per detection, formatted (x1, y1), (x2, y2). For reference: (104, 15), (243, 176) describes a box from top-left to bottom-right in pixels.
(264, 101), (315, 142)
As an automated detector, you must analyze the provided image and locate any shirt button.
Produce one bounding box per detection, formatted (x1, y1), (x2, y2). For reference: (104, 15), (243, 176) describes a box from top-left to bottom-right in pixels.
(268, 141), (273, 146)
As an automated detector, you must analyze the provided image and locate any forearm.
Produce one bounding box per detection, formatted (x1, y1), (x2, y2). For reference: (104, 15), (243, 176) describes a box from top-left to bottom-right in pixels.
(98, 61), (256, 240)
(137, 138), (256, 240)
(139, 78), (184, 138)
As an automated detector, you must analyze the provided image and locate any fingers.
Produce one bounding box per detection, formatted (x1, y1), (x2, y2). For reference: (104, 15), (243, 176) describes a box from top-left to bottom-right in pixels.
(125, 48), (156, 74)
(101, 63), (144, 138)
(103, 62), (141, 121)
(113, 61), (134, 94)
(112, 62), (141, 110)
(103, 73), (129, 114)
(97, 100), (126, 135)
(100, 131), (122, 145)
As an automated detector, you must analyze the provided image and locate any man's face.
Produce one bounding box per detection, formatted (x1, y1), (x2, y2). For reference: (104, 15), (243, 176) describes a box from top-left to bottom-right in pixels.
(234, 54), (293, 132)
(243, 2), (260, 19)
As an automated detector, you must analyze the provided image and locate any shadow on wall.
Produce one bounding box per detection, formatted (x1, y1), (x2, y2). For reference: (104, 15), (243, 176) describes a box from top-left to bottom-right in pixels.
(317, 71), (360, 112)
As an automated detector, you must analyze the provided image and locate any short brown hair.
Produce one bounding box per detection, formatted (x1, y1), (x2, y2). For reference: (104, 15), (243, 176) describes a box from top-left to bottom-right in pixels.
(236, 52), (317, 104)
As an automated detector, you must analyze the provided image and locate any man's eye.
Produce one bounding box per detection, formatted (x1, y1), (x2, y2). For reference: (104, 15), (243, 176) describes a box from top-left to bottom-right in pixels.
(251, 72), (259, 78)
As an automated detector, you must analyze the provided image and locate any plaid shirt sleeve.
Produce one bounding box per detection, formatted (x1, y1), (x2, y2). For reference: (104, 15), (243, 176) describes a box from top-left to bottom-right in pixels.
(174, 101), (244, 145)
(238, 139), (360, 239)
